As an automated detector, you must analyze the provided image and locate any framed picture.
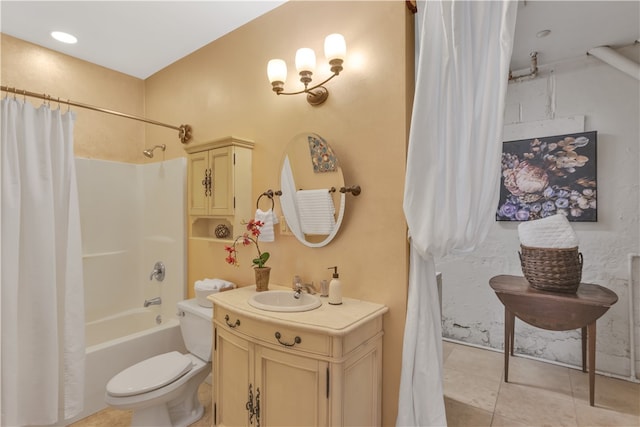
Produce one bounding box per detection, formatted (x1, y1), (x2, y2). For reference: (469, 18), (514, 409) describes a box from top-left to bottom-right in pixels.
(496, 131), (597, 222)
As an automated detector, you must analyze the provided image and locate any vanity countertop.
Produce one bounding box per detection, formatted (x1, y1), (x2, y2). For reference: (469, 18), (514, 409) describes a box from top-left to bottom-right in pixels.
(208, 285), (388, 336)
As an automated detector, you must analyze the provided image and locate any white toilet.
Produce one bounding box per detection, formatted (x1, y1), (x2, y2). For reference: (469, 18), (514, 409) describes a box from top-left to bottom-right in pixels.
(105, 299), (213, 427)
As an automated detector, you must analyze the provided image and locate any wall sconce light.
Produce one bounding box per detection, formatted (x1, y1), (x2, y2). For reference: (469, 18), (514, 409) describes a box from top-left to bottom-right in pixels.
(267, 34), (346, 106)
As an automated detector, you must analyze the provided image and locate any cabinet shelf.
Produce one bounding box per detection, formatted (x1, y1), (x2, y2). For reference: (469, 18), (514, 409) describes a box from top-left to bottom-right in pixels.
(190, 217), (235, 240)
(189, 236), (234, 244)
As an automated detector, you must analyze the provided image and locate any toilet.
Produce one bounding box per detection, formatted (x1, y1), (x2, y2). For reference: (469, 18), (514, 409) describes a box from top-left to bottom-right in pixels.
(105, 299), (213, 427)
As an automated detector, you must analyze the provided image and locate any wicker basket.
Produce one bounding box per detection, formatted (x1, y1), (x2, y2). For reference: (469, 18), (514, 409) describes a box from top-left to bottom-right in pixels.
(518, 245), (583, 293)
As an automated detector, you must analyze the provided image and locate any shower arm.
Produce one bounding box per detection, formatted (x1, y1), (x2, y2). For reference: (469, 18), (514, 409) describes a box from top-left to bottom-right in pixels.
(143, 144), (167, 158)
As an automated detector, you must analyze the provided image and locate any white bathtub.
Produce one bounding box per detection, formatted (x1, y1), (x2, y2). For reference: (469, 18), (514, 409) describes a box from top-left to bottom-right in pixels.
(68, 309), (186, 424)
(85, 308), (167, 348)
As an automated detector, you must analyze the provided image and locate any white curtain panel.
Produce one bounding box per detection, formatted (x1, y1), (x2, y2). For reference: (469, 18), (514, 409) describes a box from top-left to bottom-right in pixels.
(1, 98), (85, 425)
(398, 1), (516, 425)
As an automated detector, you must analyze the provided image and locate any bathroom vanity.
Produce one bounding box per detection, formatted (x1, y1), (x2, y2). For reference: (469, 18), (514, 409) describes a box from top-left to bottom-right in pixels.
(208, 286), (388, 427)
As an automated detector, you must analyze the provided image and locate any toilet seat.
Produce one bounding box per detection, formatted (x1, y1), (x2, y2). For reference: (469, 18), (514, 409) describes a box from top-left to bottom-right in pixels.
(106, 351), (193, 397)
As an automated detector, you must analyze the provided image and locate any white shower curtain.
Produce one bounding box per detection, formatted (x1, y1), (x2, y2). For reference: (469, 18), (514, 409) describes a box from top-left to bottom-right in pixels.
(398, 1), (516, 425)
(1, 98), (85, 425)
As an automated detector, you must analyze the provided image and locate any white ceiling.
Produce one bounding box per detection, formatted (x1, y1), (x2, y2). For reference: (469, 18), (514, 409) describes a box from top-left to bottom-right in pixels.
(1, 1), (639, 80)
(0, 1), (287, 79)
(511, 1), (639, 71)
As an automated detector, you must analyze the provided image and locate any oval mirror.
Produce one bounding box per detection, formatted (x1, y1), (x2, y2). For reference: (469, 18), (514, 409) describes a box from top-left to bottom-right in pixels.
(280, 133), (345, 247)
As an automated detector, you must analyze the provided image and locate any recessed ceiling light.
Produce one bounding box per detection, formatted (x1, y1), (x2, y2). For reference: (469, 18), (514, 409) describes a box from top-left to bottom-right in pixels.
(536, 29), (551, 39)
(51, 31), (77, 44)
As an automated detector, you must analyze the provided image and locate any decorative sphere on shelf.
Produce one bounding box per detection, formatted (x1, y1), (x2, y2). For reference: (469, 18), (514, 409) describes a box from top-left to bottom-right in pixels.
(215, 224), (230, 239)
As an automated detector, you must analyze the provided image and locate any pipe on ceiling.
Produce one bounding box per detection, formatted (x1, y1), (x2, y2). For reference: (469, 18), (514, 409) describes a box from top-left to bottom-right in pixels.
(587, 46), (640, 81)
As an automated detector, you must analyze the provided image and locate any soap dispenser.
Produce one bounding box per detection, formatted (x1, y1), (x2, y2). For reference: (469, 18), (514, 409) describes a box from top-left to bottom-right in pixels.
(327, 266), (342, 305)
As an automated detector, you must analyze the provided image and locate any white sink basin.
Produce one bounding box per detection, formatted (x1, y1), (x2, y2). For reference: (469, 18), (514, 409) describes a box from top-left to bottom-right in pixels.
(248, 290), (322, 312)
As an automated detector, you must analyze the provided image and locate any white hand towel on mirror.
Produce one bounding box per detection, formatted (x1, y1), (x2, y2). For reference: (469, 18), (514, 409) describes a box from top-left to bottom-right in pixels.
(517, 213), (579, 248)
(255, 208), (279, 242)
(296, 189), (336, 235)
(280, 156), (303, 237)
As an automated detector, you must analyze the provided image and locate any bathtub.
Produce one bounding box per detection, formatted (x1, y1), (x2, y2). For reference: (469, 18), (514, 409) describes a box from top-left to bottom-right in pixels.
(69, 308), (186, 424)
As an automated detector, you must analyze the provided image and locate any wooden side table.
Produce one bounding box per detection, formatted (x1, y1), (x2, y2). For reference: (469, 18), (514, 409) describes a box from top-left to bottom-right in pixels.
(489, 275), (618, 406)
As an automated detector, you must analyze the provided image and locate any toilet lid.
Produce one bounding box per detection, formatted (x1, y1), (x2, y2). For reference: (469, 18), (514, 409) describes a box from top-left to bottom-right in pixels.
(106, 351), (193, 397)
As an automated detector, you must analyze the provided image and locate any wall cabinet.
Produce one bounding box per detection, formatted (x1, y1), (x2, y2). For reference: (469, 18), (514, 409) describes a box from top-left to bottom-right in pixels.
(185, 136), (253, 240)
(210, 286), (388, 427)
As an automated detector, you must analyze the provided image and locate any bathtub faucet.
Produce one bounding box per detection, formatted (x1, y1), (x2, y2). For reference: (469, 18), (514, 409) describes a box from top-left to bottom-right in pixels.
(144, 296), (162, 307)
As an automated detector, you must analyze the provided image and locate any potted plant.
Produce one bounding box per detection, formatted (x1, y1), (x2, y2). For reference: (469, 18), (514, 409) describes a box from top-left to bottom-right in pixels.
(224, 219), (271, 291)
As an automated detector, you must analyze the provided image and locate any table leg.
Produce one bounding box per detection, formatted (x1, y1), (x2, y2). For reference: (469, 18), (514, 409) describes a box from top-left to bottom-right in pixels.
(510, 316), (515, 356)
(581, 327), (587, 373)
(504, 308), (512, 382)
(588, 322), (596, 406)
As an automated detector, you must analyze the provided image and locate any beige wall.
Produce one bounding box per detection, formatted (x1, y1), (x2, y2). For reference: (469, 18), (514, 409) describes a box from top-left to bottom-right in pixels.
(1, 1), (413, 424)
(145, 2), (412, 424)
(1, 34), (146, 163)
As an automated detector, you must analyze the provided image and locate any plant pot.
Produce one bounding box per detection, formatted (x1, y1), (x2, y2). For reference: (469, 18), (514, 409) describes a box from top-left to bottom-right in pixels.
(254, 267), (271, 292)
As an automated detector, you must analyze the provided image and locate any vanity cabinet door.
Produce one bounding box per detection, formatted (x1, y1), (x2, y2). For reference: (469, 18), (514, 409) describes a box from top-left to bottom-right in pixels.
(254, 345), (329, 427)
(214, 327), (252, 427)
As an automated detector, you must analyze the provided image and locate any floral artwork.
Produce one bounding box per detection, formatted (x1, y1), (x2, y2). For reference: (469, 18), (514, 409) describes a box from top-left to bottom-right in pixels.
(307, 134), (338, 173)
(496, 131), (597, 222)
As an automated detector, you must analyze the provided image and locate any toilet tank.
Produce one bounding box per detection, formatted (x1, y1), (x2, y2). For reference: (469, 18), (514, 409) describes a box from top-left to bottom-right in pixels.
(177, 298), (213, 362)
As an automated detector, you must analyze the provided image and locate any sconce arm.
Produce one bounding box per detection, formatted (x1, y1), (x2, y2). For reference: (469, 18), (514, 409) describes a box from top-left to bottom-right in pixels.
(276, 72), (339, 96)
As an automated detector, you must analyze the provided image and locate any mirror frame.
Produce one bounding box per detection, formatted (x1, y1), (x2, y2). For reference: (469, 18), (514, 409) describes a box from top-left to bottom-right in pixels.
(279, 133), (345, 247)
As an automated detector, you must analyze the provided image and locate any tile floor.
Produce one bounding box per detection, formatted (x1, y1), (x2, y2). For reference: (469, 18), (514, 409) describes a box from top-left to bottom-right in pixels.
(70, 340), (639, 426)
(443, 340), (640, 427)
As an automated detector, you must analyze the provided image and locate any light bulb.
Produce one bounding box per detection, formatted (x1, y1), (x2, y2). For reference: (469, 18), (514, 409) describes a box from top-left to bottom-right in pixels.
(324, 34), (346, 61)
(267, 59), (287, 83)
(295, 48), (316, 73)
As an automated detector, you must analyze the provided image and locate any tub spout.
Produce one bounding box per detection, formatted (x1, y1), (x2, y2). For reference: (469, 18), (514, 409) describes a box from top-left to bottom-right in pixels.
(144, 296), (162, 307)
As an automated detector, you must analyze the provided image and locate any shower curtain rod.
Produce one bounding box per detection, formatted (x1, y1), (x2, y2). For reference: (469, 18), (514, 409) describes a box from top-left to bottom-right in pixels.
(1, 85), (192, 143)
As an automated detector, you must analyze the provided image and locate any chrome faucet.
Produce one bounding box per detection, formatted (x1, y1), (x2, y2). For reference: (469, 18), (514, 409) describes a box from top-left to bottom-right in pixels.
(149, 261), (165, 282)
(144, 296), (162, 307)
(294, 282), (317, 299)
(301, 282), (318, 295)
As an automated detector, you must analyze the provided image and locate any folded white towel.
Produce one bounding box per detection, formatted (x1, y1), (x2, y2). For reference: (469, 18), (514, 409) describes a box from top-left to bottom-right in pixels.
(194, 279), (235, 307)
(255, 208), (279, 242)
(296, 189), (336, 235)
(517, 214), (579, 248)
(194, 278), (235, 292)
